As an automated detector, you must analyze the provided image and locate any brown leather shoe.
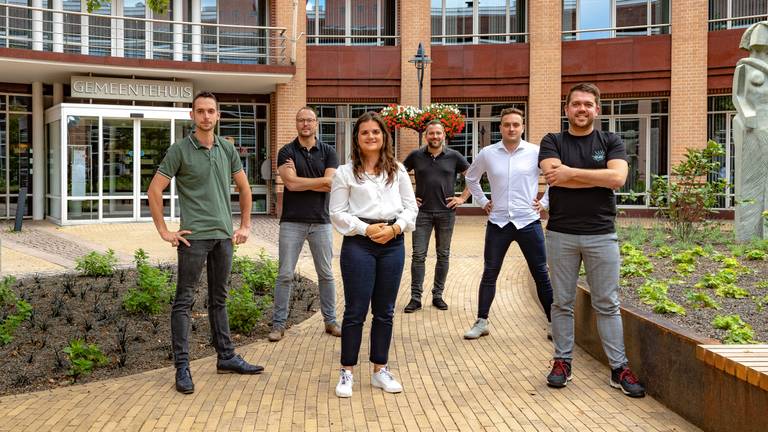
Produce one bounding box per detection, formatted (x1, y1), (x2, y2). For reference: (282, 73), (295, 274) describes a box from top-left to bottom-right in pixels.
(324, 323), (341, 337)
(268, 327), (285, 342)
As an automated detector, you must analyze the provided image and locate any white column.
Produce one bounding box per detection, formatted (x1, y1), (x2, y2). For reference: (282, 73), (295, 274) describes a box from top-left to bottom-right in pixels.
(32, 82), (45, 221)
(52, 0), (63, 53)
(32, 0), (43, 51)
(191, 0), (201, 62)
(173, 0), (183, 61)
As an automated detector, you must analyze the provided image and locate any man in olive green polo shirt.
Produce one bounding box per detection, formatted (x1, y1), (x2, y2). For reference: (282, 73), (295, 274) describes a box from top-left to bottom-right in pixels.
(148, 91), (264, 395)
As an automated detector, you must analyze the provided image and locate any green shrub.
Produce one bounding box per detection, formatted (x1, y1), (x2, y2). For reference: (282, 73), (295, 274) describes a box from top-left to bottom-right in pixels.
(653, 298), (686, 315)
(242, 250), (278, 294)
(721, 257), (749, 273)
(694, 269), (738, 289)
(744, 249), (766, 261)
(123, 249), (174, 315)
(226, 286), (272, 335)
(636, 279), (669, 305)
(0, 276), (33, 346)
(232, 251), (258, 275)
(75, 249), (118, 277)
(648, 140), (727, 243)
(714, 284), (750, 299)
(63, 338), (108, 380)
(674, 262), (696, 276)
(654, 245), (673, 258)
(620, 243), (654, 278)
(685, 290), (721, 309)
(724, 326), (757, 344)
(712, 314), (745, 330)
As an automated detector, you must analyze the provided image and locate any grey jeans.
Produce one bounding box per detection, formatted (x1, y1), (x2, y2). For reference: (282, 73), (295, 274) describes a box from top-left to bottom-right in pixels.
(546, 230), (628, 369)
(272, 222), (337, 328)
(171, 238), (235, 368)
(410, 210), (456, 300)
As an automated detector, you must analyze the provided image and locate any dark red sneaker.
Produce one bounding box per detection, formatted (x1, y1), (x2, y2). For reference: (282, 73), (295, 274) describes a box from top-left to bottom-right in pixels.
(546, 359), (572, 388)
(610, 366), (646, 398)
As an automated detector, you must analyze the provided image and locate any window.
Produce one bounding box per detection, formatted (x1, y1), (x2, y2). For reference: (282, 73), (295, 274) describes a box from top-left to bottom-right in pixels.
(312, 104), (395, 164)
(561, 98), (669, 207)
(563, 0), (670, 41)
(707, 95), (736, 208)
(307, 0), (397, 46)
(709, 0), (768, 30)
(0, 93), (33, 219)
(431, 0), (527, 44)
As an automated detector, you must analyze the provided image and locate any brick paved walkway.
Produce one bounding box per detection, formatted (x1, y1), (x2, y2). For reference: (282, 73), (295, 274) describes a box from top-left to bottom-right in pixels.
(0, 217), (699, 431)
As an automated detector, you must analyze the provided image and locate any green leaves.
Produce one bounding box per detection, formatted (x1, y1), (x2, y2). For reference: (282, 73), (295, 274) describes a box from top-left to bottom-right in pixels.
(63, 338), (108, 380)
(0, 276), (33, 346)
(712, 314), (757, 344)
(75, 249), (118, 277)
(122, 249), (174, 315)
(636, 279), (686, 316)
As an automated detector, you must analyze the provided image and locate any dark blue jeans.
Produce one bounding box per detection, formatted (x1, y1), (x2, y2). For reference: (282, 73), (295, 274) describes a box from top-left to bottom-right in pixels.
(477, 220), (553, 321)
(410, 210), (456, 300)
(171, 239), (235, 368)
(339, 234), (405, 367)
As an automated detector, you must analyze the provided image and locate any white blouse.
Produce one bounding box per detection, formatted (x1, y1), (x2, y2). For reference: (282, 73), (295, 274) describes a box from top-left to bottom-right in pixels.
(330, 162), (418, 236)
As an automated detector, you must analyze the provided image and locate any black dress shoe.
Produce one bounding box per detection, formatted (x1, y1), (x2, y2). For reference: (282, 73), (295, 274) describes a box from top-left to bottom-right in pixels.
(432, 297), (448, 310)
(216, 354), (265, 375)
(403, 299), (422, 313)
(175, 367), (194, 394)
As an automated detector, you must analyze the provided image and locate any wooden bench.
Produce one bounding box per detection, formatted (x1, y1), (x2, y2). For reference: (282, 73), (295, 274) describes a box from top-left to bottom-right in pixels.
(696, 344), (768, 391)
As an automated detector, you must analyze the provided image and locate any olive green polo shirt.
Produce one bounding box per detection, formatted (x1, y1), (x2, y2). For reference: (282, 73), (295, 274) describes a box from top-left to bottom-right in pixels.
(157, 134), (243, 240)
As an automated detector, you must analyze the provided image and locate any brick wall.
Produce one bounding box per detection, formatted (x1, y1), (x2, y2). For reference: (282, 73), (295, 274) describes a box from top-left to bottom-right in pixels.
(272, 0), (307, 216)
(670, 0), (708, 165)
(398, 0), (431, 160)
(528, 1), (562, 145)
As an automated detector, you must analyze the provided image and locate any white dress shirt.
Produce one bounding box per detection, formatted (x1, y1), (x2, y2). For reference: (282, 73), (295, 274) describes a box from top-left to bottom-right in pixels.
(465, 140), (546, 229)
(330, 162), (418, 236)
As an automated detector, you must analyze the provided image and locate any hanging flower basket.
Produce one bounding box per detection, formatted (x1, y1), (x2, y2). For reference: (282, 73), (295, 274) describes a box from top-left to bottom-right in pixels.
(380, 104), (465, 138)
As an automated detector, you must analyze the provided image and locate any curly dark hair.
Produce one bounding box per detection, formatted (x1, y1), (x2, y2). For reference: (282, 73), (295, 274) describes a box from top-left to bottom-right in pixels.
(350, 112), (398, 186)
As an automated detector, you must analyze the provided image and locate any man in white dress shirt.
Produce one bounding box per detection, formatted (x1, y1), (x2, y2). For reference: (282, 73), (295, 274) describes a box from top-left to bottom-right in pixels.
(463, 107), (553, 340)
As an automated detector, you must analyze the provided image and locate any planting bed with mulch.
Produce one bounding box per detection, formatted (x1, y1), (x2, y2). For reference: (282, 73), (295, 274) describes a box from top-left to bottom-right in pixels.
(615, 224), (768, 344)
(0, 263), (318, 397)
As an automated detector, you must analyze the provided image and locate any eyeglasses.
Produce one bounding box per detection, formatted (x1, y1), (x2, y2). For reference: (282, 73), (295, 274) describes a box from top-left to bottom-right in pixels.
(296, 118), (317, 124)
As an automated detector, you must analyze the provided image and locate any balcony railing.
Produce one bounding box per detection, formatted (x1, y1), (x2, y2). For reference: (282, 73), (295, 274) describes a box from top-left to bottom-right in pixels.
(0, 4), (288, 65)
(709, 13), (768, 31)
(562, 23), (671, 40)
(430, 32), (529, 45)
(305, 34), (399, 46)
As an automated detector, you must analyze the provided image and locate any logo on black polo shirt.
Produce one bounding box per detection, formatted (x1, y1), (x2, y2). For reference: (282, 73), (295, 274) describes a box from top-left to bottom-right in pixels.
(592, 149), (606, 162)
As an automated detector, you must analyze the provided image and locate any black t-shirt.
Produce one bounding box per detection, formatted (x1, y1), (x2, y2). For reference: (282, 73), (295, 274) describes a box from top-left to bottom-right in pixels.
(277, 138), (339, 224)
(403, 146), (470, 212)
(538, 130), (627, 235)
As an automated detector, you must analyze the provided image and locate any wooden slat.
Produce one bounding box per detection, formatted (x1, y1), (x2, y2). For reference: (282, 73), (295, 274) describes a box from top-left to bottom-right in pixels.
(697, 344), (768, 389)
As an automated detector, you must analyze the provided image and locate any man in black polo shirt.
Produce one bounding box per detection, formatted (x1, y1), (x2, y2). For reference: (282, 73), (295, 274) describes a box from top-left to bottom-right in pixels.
(402, 120), (470, 312)
(268, 106), (340, 342)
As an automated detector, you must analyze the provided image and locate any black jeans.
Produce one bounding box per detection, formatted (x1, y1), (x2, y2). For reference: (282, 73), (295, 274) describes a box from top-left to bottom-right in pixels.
(171, 239), (235, 368)
(410, 210), (456, 300)
(339, 234), (405, 367)
(477, 220), (553, 321)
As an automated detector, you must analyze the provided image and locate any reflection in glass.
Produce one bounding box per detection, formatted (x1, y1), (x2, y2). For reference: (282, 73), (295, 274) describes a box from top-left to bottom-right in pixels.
(578, 0), (611, 40)
(140, 198), (171, 218)
(140, 120), (171, 193)
(47, 120), (62, 220)
(103, 199), (133, 218)
(68, 200), (98, 220)
(89, 1), (111, 56)
(444, 0), (473, 43)
(616, 0), (647, 37)
(103, 119), (133, 196)
(67, 116), (99, 197)
(124, 0), (147, 58)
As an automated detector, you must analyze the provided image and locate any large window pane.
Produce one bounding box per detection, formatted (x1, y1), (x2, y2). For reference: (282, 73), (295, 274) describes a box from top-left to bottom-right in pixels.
(563, 0), (577, 40)
(153, 2), (173, 59)
(578, 0), (612, 40)
(47, 120), (61, 220)
(9, 113), (32, 195)
(89, 1), (110, 56)
(0, 111), (6, 217)
(350, 0), (377, 44)
(509, 0), (526, 42)
(102, 119), (133, 196)
(67, 116), (98, 197)
(616, 0), (648, 37)
(124, 0), (146, 58)
(140, 120), (171, 193)
(63, 0), (81, 53)
(479, 0), (506, 44)
(444, 0), (473, 43)
(219, 0), (267, 64)
(102, 198), (133, 218)
(319, 0), (344, 44)
(650, 0), (670, 34)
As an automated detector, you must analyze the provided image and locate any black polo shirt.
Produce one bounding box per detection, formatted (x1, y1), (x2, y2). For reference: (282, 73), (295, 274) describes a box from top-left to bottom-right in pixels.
(277, 138), (338, 224)
(403, 146), (470, 212)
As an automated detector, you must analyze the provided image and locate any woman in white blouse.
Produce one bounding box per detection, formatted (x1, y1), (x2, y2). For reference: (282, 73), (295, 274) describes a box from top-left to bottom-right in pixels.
(329, 112), (418, 398)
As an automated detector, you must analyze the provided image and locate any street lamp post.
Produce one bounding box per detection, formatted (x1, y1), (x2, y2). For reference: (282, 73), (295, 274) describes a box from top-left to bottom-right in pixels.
(409, 42), (431, 145)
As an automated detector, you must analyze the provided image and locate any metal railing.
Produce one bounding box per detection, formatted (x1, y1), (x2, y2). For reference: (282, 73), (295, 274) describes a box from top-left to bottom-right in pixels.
(709, 13), (768, 31)
(562, 23), (671, 40)
(431, 31), (529, 45)
(305, 34), (399, 46)
(0, 3), (288, 65)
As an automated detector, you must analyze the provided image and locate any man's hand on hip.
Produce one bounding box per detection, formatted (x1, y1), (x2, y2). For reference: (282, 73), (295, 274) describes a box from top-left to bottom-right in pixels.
(161, 229), (192, 247)
(446, 196), (465, 209)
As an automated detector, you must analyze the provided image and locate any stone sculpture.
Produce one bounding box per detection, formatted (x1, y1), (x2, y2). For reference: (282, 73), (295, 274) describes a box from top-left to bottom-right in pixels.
(733, 21), (768, 241)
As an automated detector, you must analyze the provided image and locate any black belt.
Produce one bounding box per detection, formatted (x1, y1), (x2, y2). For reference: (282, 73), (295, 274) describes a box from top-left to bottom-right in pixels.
(359, 217), (396, 225)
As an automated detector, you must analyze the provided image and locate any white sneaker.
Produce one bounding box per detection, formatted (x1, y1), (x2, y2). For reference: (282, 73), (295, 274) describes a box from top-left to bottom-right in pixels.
(335, 368), (353, 398)
(371, 367), (403, 393)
